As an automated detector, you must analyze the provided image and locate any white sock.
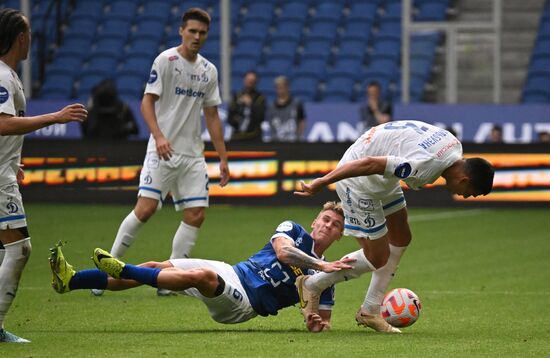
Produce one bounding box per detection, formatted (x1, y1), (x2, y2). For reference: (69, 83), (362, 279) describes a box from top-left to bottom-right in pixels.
(362, 244), (407, 313)
(170, 222), (199, 259)
(0, 238), (31, 328)
(305, 249), (376, 292)
(110, 211), (143, 258)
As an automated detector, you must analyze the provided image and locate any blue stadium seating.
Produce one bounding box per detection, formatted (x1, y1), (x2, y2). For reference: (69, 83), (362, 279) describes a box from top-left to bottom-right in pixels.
(301, 39), (332, 61)
(117, 74), (146, 99)
(291, 75), (319, 102)
(34, 0), (448, 102)
(323, 76), (356, 102)
(105, 0), (138, 22)
(313, 2), (344, 22)
(40, 73), (74, 99)
(348, 1), (380, 23)
(338, 39), (368, 60)
(76, 73), (106, 99)
(138, 1), (172, 22)
(279, 2), (310, 22)
(245, 2), (275, 22)
(292, 58), (328, 79)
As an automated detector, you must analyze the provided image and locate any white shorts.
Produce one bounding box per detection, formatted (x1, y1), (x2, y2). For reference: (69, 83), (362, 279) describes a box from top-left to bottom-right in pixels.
(336, 181), (407, 240)
(169, 258), (258, 324)
(138, 152), (209, 211)
(0, 182), (27, 230)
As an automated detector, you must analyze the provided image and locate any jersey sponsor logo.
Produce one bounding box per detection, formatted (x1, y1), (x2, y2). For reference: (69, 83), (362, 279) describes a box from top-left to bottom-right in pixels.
(276, 221), (293, 232)
(0, 86), (9, 104)
(175, 87), (205, 97)
(148, 70), (158, 84)
(168, 55), (178, 61)
(174, 67), (183, 76)
(358, 198), (374, 211)
(189, 73), (209, 83)
(394, 163), (412, 178)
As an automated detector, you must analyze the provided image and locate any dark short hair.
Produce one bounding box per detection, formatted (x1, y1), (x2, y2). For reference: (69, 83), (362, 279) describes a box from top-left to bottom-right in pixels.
(367, 81), (381, 89)
(0, 8), (28, 56)
(181, 8), (211, 29)
(465, 157), (494, 195)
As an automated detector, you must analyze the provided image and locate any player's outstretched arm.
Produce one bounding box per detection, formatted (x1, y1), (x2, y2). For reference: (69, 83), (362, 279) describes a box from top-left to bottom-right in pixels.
(272, 237), (354, 272)
(0, 103), (87, 136)
(294, 156), (388, 197)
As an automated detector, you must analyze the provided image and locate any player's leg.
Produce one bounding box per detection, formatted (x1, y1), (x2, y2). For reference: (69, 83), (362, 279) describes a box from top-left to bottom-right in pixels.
(0, 184), (31, 343)
(362, 206), (411, 314)
(110, 151), (169, 259)
(297, 183), (384, 315)
(169, 258), (257, 324)
(170, 157), (209, 260)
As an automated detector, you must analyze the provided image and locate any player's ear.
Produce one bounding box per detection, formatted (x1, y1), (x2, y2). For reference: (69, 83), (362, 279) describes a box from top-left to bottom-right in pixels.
(310, 219), (316, 229)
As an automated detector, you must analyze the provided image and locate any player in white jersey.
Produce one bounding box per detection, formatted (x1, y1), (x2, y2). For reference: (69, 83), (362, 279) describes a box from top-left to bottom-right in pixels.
(98, 8), (229, 297)
(294, 120), (494, 333)
(0, 8), (87, 343)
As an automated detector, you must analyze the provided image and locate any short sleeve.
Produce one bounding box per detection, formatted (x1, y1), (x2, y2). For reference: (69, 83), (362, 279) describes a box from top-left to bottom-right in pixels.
(0, 76), (16, 116)
(203, 66), (222, 107)
(270, 220), (300, 244)
(144, 57), (163, 97)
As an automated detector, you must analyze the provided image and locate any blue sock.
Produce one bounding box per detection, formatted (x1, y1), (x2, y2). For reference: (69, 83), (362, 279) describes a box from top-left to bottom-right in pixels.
(120, 264), (161, 288)
(69, 269), (108, 290)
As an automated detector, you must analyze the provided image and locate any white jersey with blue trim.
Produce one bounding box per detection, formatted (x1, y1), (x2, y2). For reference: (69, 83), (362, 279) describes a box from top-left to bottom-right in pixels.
(233, 221), (335, 317)
(144, 47), (222, 157)
(341, 120), (462, 197)
(0, 60), (26, 186)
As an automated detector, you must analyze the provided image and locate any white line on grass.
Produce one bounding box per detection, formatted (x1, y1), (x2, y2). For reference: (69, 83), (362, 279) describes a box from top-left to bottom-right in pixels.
(425, 290), (550, 296)
(408, 209), (489, 223)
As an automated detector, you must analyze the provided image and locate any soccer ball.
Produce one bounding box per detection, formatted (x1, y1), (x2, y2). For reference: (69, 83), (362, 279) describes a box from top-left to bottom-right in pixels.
(381, 288), (422, 327)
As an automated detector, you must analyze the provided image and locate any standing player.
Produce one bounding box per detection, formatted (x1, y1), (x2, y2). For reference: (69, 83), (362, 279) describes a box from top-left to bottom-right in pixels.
(294, 120), (494, 333)
(95, 8), (229, 296)
(50, 202), (353, 332)
(0, 8), (88, 343)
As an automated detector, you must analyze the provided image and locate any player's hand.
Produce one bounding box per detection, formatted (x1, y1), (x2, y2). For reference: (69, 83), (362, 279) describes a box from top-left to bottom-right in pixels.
(293, 178), (323, 197)
(16, 164), (24, 184)
(55, 103), (88, 123)
(305, 313), (330, 333)
(155, 136), (174, 161)
(218, 160), (230, 187)
(319, 256), (355, 273)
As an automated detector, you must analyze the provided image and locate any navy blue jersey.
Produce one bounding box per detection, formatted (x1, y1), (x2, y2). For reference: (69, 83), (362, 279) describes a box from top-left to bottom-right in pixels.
(233, 221), (335, 317)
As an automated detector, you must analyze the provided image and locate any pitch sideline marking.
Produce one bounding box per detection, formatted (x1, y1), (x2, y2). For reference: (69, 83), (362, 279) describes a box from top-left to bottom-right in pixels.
(408, 209), (489, 223)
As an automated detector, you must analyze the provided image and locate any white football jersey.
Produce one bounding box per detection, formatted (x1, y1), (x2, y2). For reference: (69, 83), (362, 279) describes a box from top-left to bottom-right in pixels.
(144, 47), (222, 157)
(0, 60), (26, 186)
(340, 120), (463, 197)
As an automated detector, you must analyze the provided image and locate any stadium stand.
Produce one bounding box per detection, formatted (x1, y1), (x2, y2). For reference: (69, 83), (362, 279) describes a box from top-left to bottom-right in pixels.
(0, 0), (451, 103)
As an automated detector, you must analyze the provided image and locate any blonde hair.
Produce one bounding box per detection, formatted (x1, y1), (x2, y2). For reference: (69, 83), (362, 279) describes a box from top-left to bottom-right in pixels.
(321, 201), (344, 220)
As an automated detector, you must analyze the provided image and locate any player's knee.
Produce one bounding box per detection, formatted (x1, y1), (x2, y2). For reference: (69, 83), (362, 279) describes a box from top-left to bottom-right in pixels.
(134, 205), (157, 222)
(365, 249), (389, 269)
(184, 208), (205, 227)
(190, 268), (218, 294)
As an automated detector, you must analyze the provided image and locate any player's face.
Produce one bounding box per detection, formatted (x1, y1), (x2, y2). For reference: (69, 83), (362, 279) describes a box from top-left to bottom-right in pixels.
(179, 20), (209, 54)
(445, 179), (479, 199)
(311, 210), (344, 243)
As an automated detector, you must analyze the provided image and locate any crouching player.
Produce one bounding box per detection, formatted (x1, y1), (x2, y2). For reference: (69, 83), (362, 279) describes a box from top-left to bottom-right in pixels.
(49, 202), (353, 332)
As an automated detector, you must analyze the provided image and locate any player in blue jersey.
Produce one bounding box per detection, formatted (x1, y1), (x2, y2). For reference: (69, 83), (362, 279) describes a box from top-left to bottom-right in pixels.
(49, 202), (353, 332)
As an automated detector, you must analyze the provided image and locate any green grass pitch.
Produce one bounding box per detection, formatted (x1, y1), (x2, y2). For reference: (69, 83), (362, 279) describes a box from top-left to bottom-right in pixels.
(2, 204), (549, 357)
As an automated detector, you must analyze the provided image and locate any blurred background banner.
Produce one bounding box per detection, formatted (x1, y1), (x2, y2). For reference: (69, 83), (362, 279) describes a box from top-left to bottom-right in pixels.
(25, 99), (550, 143)
(21, 140), (550, 207)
